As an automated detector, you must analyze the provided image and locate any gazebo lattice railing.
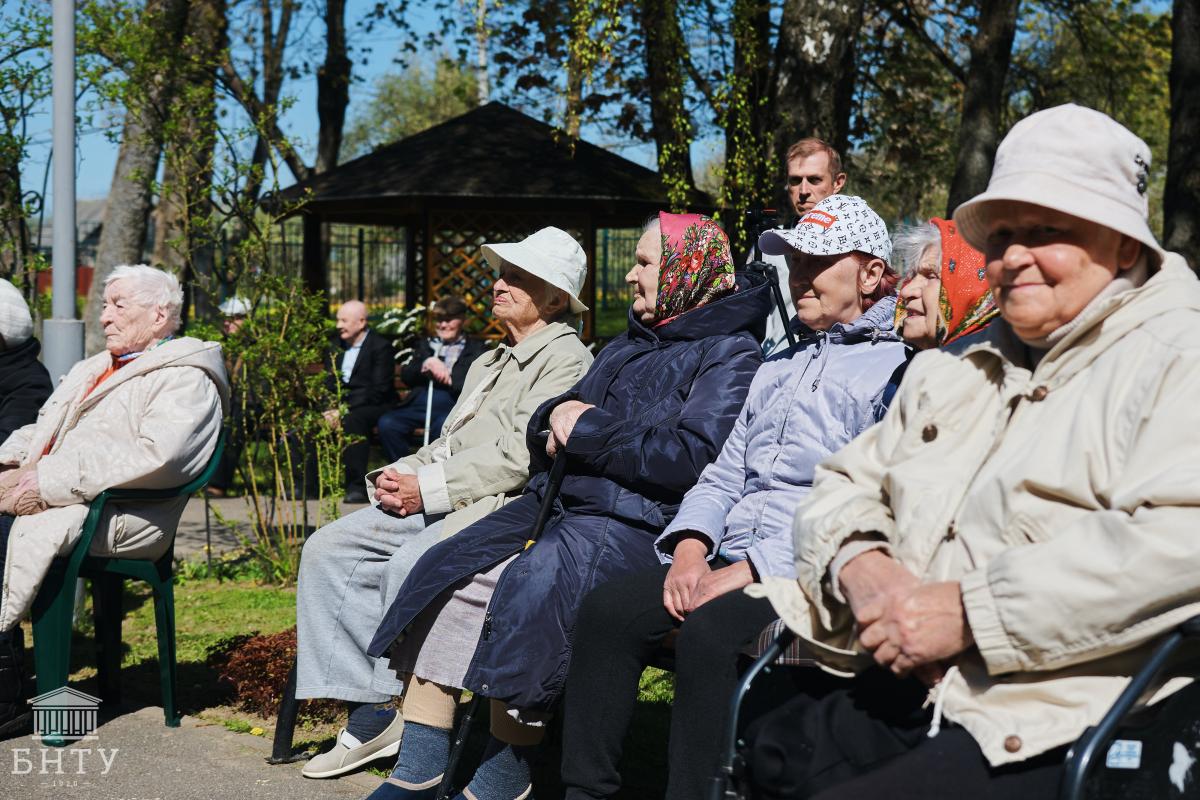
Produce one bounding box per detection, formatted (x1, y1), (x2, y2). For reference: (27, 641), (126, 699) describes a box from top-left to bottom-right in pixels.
(428, 209), (587, 339)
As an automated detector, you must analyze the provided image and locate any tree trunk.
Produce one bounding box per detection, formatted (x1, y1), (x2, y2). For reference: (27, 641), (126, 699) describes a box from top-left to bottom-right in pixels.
(315, 0), (351, 174)
(153, 0), (225, 325)
(86, 0), (191, 354)
(721, 0), (774, 255)
(1165, 0), (1200, 268)
(640, 0), (694, 208)
(770, 0), (864, 196)
(0, 148), (30, 280)
(474, 0), (490, 105)
(944, 0), (1020, 216)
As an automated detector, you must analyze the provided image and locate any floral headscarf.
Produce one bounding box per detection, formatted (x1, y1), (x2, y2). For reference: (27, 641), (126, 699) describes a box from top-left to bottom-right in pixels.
(653, 212), (737, 326)
(895, 218), (998, 346)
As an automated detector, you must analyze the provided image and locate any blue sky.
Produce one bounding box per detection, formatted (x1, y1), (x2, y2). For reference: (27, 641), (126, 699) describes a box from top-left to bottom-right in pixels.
(21, 0), (666, 204)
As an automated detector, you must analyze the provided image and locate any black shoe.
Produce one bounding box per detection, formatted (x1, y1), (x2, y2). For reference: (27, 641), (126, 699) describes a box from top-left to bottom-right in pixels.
(344, 487), (369, 504)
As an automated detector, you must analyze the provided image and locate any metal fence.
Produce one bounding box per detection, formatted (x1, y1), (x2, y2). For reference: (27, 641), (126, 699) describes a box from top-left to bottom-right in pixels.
(596, 228), (640, 310)
(268, 221), (409, 309)
(36, 219), (639, 314)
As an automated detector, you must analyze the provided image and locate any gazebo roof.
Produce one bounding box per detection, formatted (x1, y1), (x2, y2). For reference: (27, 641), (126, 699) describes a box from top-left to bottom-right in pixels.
(274, 101), (711, 224)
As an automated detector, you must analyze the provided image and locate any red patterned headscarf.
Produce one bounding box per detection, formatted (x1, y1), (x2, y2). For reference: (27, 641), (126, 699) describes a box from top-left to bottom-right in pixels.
(653, 212), (738, 326)
(896, 218), (998, 346)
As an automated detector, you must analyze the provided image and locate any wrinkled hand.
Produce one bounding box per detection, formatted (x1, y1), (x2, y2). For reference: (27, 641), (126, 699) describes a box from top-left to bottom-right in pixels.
(422, 357), (452, 385)
(689, 560), (754, 613)
(662, 536), (711, 621)
(546, 400), (594, 457)
(838, 549), (921, 629)
(322, 408), (341, 429)
(374, 468), (423, 517)
(857, 581), (974, 679)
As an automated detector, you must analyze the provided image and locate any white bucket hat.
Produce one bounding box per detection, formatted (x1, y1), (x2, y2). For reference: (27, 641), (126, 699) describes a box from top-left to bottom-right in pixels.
(758, 195), (892, 264)
(0, 278), (33, 348)
(482, 227), (589, 313)
(954, 104), (1164, 262)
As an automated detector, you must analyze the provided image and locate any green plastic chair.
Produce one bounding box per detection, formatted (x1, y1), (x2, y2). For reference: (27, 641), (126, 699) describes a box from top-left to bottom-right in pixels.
(29, 433), (225, 740)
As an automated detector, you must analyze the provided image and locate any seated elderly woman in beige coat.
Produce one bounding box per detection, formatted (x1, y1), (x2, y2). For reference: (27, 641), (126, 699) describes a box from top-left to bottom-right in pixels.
(746, 104), (1200, 798)
(295, 227), (593, 780)
(0, 264), (228, 735)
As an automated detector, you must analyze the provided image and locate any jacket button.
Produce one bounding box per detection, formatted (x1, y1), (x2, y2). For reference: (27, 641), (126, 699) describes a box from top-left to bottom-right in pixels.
(921, 424), (938, 442)
(1004, 735), (1022, 753)
(454, 499), (469, 511)
(1030, 386), (1048, 401)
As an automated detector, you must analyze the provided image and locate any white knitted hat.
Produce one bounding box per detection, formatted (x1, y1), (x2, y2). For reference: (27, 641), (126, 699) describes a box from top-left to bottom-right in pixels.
(0, 279), (33, 348)
(954, 104), (1164, 262)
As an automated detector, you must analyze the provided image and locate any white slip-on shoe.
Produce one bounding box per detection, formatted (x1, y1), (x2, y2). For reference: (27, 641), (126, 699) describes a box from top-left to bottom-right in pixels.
(302, 712), (405, 779)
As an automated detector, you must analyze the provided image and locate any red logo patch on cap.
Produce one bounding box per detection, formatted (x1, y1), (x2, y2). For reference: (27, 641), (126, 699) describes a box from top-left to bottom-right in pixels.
(801, 210), (837, 230)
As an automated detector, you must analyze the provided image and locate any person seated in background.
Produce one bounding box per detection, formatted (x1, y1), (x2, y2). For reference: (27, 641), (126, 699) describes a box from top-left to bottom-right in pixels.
(892, 217), (998, 351)
(363, 212), (772, 800)
(295, 227), (592, 781)
(0, 279), (52, 446)
(746, 104), (1200, 799)
(0, 264), (228, 737)
(207, 295), (252, 497)
(377, 296), (488, 463)
(560, 195), (907, 800)
(325, 300), (398, 503)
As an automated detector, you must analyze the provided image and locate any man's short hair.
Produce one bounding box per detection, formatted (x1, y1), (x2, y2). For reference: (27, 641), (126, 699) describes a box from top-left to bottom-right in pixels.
(433, 296), (469, 319)
(785, 137), (844, 179)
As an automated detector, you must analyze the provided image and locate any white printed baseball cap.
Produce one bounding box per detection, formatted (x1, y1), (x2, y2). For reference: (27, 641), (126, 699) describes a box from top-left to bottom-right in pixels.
(758, 195), (892, 264)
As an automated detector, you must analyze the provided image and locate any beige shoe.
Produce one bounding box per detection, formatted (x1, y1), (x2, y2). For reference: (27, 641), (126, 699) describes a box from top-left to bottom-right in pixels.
(301, 713), (404, 779)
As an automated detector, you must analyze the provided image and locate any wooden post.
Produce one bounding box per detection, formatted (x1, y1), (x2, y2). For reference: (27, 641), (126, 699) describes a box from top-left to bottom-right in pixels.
(301, 213), (328, 300)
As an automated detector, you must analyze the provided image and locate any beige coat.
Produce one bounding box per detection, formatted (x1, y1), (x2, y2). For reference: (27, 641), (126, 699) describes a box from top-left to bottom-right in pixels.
(0, 337), (229, 630)
(754, 253), (1200, 766)
(367, 320), (592, 538)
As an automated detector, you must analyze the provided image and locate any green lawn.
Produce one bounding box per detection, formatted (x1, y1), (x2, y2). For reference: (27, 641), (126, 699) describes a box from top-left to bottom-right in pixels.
(28, 560), (674, 798)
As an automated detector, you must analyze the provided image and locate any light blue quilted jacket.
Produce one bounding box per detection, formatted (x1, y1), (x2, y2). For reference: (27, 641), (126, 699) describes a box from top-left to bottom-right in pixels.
(654, 295), (908, 579)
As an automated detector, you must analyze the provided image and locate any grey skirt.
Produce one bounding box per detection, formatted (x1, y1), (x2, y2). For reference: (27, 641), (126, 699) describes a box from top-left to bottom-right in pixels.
(389, 554), (518, 689)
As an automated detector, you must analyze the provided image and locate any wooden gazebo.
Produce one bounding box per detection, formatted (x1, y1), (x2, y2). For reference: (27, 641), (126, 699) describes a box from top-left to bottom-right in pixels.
(274, 101), (710, 338)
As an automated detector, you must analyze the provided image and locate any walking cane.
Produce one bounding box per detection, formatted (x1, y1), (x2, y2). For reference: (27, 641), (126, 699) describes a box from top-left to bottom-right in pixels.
(435, 436), (567, 800)
(423, 341), (446, 447)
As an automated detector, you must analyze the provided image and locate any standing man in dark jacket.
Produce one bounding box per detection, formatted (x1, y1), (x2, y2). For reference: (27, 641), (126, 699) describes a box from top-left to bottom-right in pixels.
(0, 280), (52, 445)
(377, 296), (487, 462)
(326, 300), (397, 502)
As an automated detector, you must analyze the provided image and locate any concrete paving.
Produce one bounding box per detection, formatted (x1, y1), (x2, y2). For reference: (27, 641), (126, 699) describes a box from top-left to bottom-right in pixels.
(173, 496), (370, 559)
(0, 706), (383, 800)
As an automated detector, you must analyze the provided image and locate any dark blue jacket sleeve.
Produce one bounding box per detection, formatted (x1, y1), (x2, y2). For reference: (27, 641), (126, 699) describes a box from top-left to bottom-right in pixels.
(562, 336), (762, 496)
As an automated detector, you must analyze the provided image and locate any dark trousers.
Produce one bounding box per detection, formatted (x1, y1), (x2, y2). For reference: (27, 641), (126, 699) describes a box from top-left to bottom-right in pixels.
(560, 563), (778, 800)
(746, 668), (1065, 799)
(342, 404), (391, 491)
(0, 514), (11, 647)
(377, 386), (456, 462)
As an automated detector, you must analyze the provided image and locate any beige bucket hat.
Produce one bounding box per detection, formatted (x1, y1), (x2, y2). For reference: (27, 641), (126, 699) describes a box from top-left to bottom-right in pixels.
(954, 103), (1165, 263)
(482, 227), (590, 313)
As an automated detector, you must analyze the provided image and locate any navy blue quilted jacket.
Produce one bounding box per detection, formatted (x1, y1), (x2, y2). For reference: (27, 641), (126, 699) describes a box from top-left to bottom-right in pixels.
(368, 273), (772, 710)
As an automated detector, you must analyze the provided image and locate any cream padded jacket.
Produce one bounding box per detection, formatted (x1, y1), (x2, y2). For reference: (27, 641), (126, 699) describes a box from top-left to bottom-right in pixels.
(0, 337), (229, 630)
(753, 253), (1200, 766)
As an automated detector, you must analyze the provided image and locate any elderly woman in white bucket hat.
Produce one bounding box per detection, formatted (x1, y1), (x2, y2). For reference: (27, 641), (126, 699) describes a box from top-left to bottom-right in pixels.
(741, 103), (1200, 798)
(296, 227), (592, 780)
